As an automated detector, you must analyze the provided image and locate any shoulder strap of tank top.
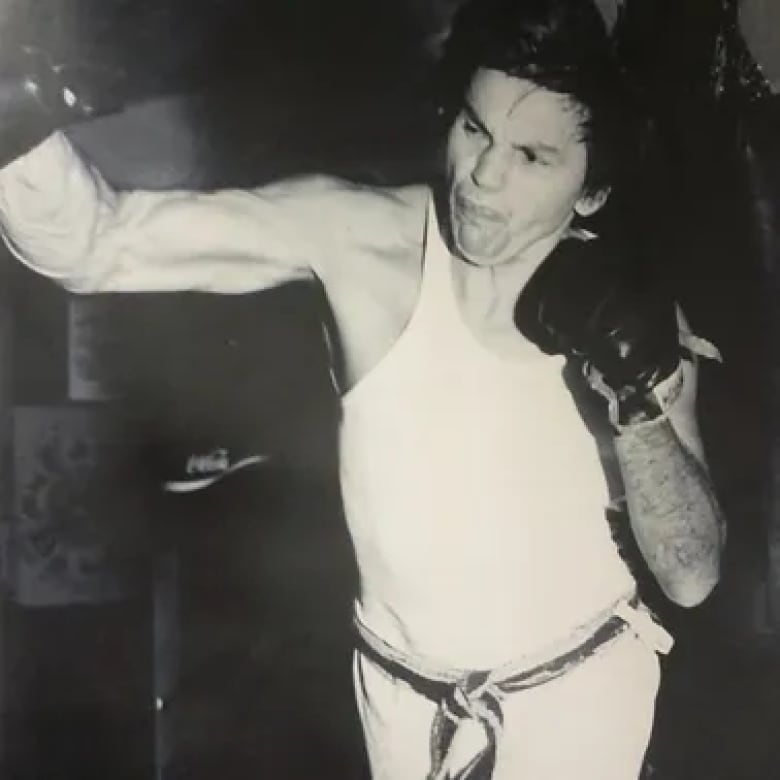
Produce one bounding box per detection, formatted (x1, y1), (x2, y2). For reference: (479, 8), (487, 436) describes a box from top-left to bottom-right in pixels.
(418, 195), (460, 323)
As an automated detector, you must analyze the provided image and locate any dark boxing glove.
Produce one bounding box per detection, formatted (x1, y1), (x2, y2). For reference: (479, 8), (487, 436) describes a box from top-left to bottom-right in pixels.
(0, 45), (127, 167)
(514, 235), (684, 429)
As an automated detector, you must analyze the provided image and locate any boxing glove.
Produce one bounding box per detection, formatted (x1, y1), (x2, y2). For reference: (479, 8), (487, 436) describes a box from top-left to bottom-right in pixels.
(0, 45), (127, 167)
(514, 235), (684, 428)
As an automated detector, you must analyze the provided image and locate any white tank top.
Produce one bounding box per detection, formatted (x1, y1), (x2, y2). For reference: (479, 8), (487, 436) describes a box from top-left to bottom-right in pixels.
(338, 198), (634, 668)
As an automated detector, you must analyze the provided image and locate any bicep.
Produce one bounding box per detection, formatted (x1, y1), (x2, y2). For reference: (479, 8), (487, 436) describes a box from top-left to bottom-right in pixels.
(88, 183), (323, 292)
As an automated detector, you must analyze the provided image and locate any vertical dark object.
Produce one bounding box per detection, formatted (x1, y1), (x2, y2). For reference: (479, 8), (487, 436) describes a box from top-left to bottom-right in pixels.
(700, 0), (780, 631)
(614, 0), (774, 637)
(610, 4), (778, 778)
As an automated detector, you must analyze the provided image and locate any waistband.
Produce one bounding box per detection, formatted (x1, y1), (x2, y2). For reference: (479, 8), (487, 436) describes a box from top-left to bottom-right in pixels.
(353, 594), (672, 780)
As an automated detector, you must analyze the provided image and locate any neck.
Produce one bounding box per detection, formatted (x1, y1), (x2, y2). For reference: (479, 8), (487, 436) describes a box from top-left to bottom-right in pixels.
(451, 225), (568, 323)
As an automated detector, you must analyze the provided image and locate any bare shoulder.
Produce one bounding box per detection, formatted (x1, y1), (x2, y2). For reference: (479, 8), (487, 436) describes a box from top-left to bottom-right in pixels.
(301, 178), (427, 242)
(248, 176), (427, 266)
(257, 175), (426, 221)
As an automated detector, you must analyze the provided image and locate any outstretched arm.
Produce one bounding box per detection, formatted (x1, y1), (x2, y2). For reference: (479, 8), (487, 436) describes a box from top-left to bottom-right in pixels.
(0, 48), (351, 294)
(0, 130), (347, 293)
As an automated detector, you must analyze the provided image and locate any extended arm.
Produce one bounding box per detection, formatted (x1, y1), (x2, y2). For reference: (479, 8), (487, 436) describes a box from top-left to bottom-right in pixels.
(0, 131), (343, 293)
(0, 47), (353, 294)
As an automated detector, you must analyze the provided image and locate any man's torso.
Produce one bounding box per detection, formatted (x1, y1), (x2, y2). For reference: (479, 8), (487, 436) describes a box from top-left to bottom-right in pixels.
(313, 183), (633, 668)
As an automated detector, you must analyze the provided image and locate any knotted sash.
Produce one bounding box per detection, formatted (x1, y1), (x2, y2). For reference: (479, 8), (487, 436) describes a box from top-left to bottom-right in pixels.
(354, 595), (672, 780)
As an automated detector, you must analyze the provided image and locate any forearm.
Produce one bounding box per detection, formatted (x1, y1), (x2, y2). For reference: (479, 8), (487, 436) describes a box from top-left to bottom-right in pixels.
(0, 131), (120, 288)
(616, 416), (724, 607)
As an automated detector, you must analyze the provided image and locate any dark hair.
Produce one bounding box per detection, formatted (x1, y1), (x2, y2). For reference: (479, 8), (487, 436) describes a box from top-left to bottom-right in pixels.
(437, 0), (639, 197)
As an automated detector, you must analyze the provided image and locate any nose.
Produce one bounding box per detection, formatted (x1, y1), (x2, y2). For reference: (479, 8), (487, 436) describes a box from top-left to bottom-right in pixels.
(471, 145), (506, 192)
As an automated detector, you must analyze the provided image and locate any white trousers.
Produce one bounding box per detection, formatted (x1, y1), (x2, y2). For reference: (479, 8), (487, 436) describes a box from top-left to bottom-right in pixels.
(353, 630), (660, 780)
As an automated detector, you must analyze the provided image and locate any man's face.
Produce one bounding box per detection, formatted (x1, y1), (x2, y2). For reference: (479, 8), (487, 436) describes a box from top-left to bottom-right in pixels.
(445, 68), (600, 267)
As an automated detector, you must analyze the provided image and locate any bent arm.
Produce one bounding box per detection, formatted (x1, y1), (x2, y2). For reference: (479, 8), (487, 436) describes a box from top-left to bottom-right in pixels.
(0, 132), (340, 292)
(616, 356), (725, 608)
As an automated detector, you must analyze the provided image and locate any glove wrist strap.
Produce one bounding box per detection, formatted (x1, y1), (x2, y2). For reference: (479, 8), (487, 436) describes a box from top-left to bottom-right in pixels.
(587, 361), (685, 434)
(613, 363), (685, 433)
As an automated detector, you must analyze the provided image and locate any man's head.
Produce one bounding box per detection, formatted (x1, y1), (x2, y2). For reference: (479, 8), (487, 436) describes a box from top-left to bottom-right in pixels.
(437, 0), (631, 267)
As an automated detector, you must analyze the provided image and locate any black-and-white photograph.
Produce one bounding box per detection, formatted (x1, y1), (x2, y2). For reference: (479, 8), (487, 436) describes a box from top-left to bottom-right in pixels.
(0, 1), (778, 778)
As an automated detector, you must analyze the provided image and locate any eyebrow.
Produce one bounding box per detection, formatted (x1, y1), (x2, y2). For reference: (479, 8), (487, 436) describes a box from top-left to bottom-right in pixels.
(516, 141), (561, 157)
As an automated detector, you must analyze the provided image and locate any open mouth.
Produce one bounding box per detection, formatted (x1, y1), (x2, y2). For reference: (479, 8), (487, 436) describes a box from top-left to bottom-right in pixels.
(455, 195), (504, 224)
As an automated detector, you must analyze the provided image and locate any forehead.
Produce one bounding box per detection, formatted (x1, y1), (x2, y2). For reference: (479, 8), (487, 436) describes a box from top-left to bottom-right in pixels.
(465, 68), (586, 145)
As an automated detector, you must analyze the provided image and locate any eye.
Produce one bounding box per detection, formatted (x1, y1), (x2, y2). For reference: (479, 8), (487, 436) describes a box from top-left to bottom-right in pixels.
(515, 146), (540, 164)
(462, 116), (481, 135)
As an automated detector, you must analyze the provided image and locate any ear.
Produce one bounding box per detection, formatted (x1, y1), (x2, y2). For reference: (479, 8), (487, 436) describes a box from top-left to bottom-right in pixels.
(574, 187), (610, 217)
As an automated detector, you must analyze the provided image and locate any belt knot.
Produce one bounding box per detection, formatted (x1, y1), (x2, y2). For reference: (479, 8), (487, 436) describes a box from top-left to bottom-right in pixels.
(430, 672), (503, 780)
(443, 670), (503, 729)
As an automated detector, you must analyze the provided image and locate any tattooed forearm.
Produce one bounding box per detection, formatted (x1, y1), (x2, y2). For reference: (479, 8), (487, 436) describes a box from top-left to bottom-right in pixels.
(615, 416), (724, 607)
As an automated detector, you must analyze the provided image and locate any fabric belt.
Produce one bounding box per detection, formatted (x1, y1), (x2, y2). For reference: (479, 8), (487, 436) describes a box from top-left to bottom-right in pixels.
(354, 595), (672, 780)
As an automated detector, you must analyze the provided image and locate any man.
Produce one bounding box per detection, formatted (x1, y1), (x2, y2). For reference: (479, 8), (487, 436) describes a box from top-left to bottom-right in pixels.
(0, 0), (723, 777)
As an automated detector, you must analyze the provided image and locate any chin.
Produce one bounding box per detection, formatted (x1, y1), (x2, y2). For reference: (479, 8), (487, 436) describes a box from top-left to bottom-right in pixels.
(458, 248), (508, 267)
(452, 225), (512, 267)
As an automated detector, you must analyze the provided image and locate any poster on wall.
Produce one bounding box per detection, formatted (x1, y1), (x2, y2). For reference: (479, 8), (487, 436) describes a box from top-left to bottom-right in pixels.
(9, 405), (143, 606)
(67, 296), (123, 402)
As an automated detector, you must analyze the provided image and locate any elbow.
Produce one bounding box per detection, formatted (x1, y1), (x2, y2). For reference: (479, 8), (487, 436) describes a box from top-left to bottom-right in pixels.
(661, 567), (720, 609)
(654, 516), (726, 609)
